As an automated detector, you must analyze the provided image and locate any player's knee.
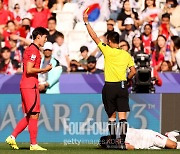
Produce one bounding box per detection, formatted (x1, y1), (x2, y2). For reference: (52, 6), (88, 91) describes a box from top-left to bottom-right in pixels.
(109, 112), (116, 119)
(29, 112), (39, 119)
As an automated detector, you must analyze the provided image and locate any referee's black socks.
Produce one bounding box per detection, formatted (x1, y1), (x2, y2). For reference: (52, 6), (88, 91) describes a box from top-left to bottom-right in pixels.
(108, 120), (116, 140)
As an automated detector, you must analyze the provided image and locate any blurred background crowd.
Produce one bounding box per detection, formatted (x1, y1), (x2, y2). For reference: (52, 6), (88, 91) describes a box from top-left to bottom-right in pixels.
(0, 0), (180, 75)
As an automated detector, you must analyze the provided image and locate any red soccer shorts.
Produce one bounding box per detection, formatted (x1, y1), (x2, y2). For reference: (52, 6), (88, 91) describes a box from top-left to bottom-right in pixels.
(20, 88), (40, 113)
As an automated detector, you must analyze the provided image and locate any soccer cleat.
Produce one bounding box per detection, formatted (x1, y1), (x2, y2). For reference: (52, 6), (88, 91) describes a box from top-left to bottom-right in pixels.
(30, 144), (47, 150)
(5, 136), (19, 150)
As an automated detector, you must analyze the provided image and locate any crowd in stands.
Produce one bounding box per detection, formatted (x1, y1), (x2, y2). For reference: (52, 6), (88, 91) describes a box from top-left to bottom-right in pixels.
(0, 0), (180, 76)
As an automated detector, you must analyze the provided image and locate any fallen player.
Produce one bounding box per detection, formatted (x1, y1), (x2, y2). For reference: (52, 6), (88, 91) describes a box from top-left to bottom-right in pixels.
(99, 128), (180, 150)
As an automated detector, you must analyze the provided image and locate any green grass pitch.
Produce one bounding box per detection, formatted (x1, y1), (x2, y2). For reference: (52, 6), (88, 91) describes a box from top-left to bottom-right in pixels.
(0, 143), (180, 154)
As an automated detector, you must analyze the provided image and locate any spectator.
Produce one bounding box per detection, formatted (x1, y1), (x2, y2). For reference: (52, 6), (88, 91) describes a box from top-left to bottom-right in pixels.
(108, 0), (121, 21)
(86, 56), (103, 74)
(0, 47), (21, 74)
(160, 60), (172, 72)
(103, 19), (115, 38)
(151, 35), (167, 71)
(119, 40), (130, 52)
(0, 0), (14, 26)
(8, 0), (32, 12)
(171, 36), (180, 72)
(28, 0), (51, 28)
(119, 17), (140, 50)
(158, 13), (178, 39)
(1, 20), (19, 48)
(52, 31), (70, 72)
(169, 1), (180, 35)
(79, 45), (88, 70)
(9, 38), (22, 64)
(139, 0), (161, 34)
(49, 0), (65, 12)
(130, 35), (144, 57)
(12, 3), (27, 25)
(158, 13), (178, 61)
(39, 42), (62, 94)
(117, 0), (139, 32)
(163, 0), (178, 14)
(47, 17), (60, 43)
(69, 59), (82, 72)
(21, 17), (34, 42)
(141, 23), (153, 55)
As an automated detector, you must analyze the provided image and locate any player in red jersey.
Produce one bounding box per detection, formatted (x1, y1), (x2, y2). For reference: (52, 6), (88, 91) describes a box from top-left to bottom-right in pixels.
(5, 27), (52, 151)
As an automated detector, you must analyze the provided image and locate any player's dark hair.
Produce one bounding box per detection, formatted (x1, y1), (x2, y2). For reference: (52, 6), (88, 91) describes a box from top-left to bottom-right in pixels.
(55, 31), (64, 39)
(32, 27), (49, 40)
(48, 16), (56, 23)
(107, 32), (120, 44)
(162, 13), (170, 19)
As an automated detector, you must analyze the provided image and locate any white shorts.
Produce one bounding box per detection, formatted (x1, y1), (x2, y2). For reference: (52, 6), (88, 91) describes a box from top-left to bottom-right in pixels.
(152, 131), (168, 149)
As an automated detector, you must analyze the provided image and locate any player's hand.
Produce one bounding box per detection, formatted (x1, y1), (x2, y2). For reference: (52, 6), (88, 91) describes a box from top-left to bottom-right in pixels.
(39, 84), (46, 91)
(43, 64), (52, 73)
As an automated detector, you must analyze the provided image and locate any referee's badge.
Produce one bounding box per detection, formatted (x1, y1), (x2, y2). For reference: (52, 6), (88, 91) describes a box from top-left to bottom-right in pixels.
(30, 54), (36, 61)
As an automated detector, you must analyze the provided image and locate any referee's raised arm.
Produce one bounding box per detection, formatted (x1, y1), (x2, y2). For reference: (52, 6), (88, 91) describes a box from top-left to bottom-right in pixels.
(83, 10), (101, 45)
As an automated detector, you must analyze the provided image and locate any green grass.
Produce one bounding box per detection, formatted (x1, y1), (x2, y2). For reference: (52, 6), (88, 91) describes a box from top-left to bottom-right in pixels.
(0, 143), (180, 154)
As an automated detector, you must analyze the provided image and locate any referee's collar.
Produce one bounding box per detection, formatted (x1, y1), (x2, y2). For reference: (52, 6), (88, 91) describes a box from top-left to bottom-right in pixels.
(30, 43), (40, 50)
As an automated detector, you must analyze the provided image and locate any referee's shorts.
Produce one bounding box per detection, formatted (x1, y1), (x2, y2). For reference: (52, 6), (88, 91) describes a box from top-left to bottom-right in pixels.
(102, 81), (130, 118)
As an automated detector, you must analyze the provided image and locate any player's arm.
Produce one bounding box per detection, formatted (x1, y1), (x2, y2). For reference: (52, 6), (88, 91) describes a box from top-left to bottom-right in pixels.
(26, 62), (52, 74)
(83, 10), (101, 45)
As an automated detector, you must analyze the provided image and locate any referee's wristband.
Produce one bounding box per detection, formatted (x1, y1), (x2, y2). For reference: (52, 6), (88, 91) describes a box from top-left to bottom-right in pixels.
(84, 22), (89, 26)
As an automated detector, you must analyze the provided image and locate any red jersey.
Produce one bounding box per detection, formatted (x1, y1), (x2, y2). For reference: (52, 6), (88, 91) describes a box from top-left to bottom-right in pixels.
(20, 43), (41, 89)
(28, 8), (51, 28)
(0, 8), (14, 25)
(151, 51), (164, 71)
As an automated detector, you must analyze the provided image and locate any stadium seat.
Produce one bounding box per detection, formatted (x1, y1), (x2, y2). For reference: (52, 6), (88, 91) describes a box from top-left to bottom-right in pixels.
(62, 3), (78, 13)
(67, 30), (88, 53)
(56, 11), (75, 23)
(74, 22), (88, 31)
(94, 21), (107, 32)
(56, 21), (74, 33)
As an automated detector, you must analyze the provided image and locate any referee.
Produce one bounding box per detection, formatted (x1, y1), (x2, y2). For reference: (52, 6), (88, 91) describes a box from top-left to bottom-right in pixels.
(83, 12), (136, 149)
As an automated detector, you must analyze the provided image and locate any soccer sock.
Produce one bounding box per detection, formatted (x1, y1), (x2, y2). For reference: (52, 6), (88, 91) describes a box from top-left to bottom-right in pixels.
(176, 142), (180, 149)
(108, 120), (116, 139)
(119, 119), (128, 144)
(28, 118), (38, 145)
(12, 116), (29, 138)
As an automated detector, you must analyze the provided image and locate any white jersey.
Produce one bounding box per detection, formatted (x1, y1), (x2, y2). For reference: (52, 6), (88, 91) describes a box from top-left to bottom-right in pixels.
(125, 128), (167, 149)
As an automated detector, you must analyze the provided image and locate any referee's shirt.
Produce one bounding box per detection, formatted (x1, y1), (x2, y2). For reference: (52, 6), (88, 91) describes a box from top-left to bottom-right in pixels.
(98, 42), (135, 82)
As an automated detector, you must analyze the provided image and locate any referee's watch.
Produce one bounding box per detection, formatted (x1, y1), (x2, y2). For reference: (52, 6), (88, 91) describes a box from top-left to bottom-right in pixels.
(84, 22), (89, 26)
